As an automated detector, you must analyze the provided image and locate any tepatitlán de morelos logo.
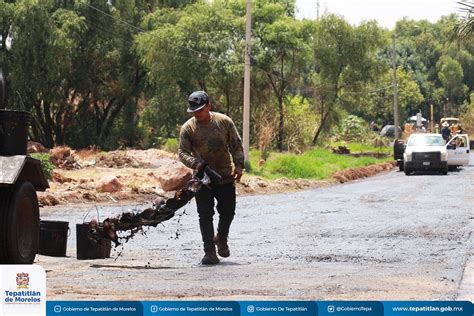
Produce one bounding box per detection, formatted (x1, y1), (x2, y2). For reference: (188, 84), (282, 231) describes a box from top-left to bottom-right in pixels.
(16, 272), (30, 289)
(1, 265), (46, 316)
(4, 271), (41, 304)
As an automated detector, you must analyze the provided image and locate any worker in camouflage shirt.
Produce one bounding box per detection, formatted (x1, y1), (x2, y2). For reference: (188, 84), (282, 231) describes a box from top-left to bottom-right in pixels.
(178, 91), (244, 265)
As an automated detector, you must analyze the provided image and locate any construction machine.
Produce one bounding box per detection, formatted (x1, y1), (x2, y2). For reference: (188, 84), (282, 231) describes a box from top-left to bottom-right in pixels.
(0, 70), (49, 264)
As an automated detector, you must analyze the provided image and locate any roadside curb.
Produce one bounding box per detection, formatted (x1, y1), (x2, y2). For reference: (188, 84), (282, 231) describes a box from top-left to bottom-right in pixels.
(457, 254), (474, 301)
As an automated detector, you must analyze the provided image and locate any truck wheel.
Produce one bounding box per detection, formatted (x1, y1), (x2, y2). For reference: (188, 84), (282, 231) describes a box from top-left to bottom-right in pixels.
(0, 182), (39, 264)
(404, 168), (412, 176)
(441, 166), (448, 175)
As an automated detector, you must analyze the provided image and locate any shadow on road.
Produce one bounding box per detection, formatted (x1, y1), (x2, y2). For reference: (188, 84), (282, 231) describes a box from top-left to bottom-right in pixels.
(90, 264), (178, 270)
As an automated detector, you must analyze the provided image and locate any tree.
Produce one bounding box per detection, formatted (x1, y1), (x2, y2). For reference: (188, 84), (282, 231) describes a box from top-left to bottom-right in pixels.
(3, 0), (152, 148)
(251, 0), (310, 150)
(7, 0), (85, 147)
(363, 68), (424, 124)
(136, 0), (245, 139)
(457, 0), (474, 40)
(309, 15), (385, 145)
(436, 56), (468, 116)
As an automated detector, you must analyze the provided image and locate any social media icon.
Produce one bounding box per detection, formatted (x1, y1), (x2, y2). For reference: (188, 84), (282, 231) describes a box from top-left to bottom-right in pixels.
(247, 305), (255, 313)
(54, 305), (61, 313)
(328, 305), (335, 313)
(151, 305), (158, 313)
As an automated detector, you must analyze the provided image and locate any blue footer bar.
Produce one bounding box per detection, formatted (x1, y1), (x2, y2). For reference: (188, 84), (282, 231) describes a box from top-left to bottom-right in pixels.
(45, 301), (472, 316)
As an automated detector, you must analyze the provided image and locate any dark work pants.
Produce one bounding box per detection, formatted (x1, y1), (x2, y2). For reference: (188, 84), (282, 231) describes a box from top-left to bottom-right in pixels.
(195, 182), (236, 252)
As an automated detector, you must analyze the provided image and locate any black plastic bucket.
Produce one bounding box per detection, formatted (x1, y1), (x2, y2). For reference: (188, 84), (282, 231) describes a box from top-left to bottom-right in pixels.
(76, 223), (111, 260)
(39, 220), (69, 257)
(0, 110), (31, 156)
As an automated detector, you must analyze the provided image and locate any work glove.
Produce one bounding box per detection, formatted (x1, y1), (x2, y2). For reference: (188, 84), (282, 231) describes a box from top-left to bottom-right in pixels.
(196, 160), (208, 172)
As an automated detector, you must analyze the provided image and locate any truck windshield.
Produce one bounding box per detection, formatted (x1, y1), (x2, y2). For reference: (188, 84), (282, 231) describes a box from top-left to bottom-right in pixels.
(407, 135), (444, 146)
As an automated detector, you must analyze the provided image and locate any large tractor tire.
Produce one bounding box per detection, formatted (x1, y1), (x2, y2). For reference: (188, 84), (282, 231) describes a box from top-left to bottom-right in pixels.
(0, 181), (39, 264)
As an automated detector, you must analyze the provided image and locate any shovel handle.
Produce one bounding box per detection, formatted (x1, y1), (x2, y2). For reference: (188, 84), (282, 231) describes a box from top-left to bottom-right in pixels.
(203, 165), (222, 184)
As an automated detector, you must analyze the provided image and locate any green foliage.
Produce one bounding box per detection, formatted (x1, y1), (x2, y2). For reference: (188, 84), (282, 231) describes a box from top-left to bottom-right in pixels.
(30, 153), (54, 180)
(331, 141), (391, 154)
(437, 56), (468, 111)
(359, 67), (425, 125)
(336, 115), (370, 142)
(456, 1), (474, 40)
(460, 92), (474, 135)
(309, 15), (386, 145)
(0, 0), (471, 151)
(163, 138), (179, 153)
(249, 147), (391, 180)
(284, 95), (319, 153)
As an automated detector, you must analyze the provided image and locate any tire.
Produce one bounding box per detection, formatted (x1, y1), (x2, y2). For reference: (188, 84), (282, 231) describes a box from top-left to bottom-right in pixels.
(0, 182), (39, 264)
(404, 168), (412, 175)
(441, 165), (448, 175)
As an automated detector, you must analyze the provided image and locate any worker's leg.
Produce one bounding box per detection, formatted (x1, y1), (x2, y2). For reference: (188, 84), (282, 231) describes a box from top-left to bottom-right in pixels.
(215, 182), (236, 239)
(194, 185), (216, 251)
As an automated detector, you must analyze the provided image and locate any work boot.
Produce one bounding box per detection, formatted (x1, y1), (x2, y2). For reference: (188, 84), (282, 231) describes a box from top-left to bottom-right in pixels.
(201, 247), (219, 265)
(214, 234), (230, 258)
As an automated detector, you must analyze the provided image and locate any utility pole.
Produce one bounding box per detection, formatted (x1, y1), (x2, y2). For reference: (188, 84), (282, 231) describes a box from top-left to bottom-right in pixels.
(243, 0), (251, 167)
(316, 0), (320, 20)
(392, 35), (400, 139)
(430, 103), (434, 132)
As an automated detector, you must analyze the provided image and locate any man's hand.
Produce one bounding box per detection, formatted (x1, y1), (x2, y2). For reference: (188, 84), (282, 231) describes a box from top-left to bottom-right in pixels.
(233, 167), (243, 182)
(196, 161), (208, 172)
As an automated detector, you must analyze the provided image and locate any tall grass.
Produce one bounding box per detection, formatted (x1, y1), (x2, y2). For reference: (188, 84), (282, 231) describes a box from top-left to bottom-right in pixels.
(249, 143), (391, 180)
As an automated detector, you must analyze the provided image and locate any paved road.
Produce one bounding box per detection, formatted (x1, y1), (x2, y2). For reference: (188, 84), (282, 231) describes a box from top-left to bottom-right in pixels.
(39, 161), (474, 300)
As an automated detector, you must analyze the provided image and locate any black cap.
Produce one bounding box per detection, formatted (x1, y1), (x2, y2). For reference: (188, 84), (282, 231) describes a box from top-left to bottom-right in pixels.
(187, 91), (209, 113)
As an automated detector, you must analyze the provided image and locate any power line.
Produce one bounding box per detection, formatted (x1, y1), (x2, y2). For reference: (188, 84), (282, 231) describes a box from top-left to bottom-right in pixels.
(82, 1), (143, 33)
(85, 15), (209, 61)
(80, 1), (211, 59)
(82, 1), (393, 98)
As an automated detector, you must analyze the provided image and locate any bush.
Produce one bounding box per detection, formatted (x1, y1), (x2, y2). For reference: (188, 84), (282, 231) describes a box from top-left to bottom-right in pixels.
(285, 95), (319, 153)
(30, 153), (54, 180)
(163, 138), (179, 153)
(336, 115), (371, 142)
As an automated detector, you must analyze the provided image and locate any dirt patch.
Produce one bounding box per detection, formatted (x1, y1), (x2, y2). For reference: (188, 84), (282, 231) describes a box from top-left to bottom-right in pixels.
(95, 151), (147, 168)
(39, 148), (395, 206)
(50, 146), (80, 170)
(332, 162), (396, 183)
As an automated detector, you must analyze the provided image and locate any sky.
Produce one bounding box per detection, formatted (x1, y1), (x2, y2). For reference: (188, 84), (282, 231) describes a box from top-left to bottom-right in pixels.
(295, 0), (462, 29)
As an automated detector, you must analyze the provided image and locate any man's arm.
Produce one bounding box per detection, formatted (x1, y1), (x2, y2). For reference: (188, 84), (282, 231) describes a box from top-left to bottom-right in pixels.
(227, 120), (245, 180)
(178, 126), (200, 170)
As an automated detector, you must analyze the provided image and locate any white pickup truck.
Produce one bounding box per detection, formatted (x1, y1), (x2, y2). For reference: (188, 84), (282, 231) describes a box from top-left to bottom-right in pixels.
(403, 133), (470, 175)
(446, 134), (470, 169)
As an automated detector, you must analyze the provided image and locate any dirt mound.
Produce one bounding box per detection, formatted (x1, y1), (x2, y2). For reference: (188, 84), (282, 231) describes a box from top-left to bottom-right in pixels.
(50, 146), (81, 170)
(125, 149), (176, 168)
(52, 171), (74, 184)
(41, 147), (396, 206)
(332, 162), (395, 183)
(27, 141), (49, 154)
(74, 147), (100, 159)
(38, 193), (60, 206)
(95, 151), (147, 168)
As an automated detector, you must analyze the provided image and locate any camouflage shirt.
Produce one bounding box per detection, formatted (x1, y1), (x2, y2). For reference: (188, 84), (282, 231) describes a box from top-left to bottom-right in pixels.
(178, 112), (244, 184)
